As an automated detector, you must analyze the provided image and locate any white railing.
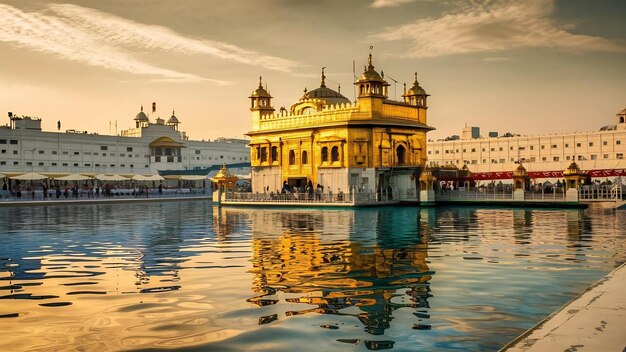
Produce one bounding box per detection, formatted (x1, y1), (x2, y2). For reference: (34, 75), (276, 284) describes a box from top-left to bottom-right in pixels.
(435, 189), (514, 201)
(225, 190), (395, 204)
(434, 189), (567, 202)
(579, 185), (623, 201)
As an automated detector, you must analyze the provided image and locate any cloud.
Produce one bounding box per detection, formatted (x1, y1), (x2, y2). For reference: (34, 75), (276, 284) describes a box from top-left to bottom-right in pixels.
(47, 4), (300, 73)
(0, 4), (300, 82)
(371, 0), (415, 8)
(371, 0), (626, 57)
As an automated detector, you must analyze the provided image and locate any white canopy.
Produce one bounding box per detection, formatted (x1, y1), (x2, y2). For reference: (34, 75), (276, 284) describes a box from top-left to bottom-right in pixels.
(95, 174), (129, 181)
(0, 173), (5, 178)
(54, 173), (93, 181)
(180, 175), (208, 180)
(132, 174), (164, 181)
(163, 175), (208, 180)
(10, 172), (48, 180)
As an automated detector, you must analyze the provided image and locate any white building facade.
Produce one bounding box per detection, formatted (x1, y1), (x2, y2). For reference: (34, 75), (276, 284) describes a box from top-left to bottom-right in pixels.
(0, 108), (249, 177)
(427, 108), (626, 180)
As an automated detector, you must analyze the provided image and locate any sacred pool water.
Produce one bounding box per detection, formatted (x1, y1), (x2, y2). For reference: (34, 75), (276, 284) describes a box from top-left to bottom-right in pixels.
(1, 202), (624, 351)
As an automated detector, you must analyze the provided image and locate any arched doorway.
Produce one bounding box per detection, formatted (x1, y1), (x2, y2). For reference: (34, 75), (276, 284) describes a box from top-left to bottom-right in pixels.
(396, 145), (406, 165)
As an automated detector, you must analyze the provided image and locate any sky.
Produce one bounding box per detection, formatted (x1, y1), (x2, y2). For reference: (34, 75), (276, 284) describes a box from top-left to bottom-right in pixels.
(0, 0), (624, 141)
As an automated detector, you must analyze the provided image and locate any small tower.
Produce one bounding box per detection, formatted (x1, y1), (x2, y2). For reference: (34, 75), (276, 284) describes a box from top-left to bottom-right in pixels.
(249, 76), (275, 131)
(563, 160), (586, 202)
(563, 160), (586, 190)
(616, 107), (626, 130)
(210, 163), (238, 204)
(134, 105), (149, 128)
(512, 163), (530, 191)
(419, 165), (437, 205)
(354, 54), (389, 114)
(355, 53), (388, 98)
(167, 110), (180, 131)
(403, 72), (429, 107)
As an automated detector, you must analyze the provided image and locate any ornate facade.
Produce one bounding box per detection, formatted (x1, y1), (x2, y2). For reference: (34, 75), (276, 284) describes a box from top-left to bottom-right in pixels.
(247, 55), (433, 201)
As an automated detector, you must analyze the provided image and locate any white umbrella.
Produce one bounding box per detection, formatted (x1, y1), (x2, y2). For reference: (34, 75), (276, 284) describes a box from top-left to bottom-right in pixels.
(54, 173), (93, 181)
(95, 174), (129, 181)
(10, 172), (48, 180)
(0, 173), (5, 178)
(132, 174), (164, 181)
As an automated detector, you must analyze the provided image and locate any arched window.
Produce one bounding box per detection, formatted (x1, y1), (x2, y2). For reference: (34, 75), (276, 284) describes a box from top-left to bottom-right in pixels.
(321, 147), (328, 162)
(302, 151), (308, 164)
(331, 146), (339, 162)
(260, 147), (268, 162)
(271, 146), (278, 162)
(621, 116), (625, 123)
(289, 150), (296, 165)
(396, 145), (406, 165)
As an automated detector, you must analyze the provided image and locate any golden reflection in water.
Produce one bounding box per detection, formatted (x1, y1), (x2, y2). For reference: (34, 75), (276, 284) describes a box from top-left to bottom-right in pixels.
(1, 204), (625, 351)
(244, 208), (432, 336)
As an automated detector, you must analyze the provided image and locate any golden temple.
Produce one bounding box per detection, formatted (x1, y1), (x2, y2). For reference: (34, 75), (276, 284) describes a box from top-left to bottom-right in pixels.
(247, 54), (434, 202)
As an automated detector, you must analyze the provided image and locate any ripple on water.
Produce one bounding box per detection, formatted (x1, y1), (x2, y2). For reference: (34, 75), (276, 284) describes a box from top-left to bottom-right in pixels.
(0, 204), (624, 352)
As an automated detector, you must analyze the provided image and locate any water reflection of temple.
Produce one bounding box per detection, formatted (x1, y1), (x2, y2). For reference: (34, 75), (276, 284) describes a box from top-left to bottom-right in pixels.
(245, 208), (432, 335)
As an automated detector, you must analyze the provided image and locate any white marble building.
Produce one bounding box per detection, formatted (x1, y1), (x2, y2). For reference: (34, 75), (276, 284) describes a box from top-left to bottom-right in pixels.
(427, 108), (626, 179)
(0, 107), (249, 177)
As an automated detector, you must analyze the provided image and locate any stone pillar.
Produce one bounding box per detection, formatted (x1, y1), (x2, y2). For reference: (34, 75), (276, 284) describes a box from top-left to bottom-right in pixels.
(212, 188), (222, 204)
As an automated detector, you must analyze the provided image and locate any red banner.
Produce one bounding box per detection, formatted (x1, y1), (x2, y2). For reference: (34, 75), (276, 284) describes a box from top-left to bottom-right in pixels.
(469, 169), (626, 180)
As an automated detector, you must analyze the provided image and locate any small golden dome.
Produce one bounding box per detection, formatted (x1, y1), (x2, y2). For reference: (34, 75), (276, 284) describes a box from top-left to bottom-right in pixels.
(513, 164), (528, 177)
(563, 161), (582, 176)
(419, 165), (436, 182)
(250, 76), (271, 98)
(358, 53), (384, 82)
(407, 73), (427, 95)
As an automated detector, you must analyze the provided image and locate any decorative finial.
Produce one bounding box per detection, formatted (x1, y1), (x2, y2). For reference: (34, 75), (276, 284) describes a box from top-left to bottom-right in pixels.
(172, 109), (175, 115)
(338, 84), (341, 93)
(381, 70), (384, 79)
(414, 72), (418, 83)
(368, 53), (373, 67)
(303, 86), (307, 93)
(403, 83), (407, 95)
(320, 67), (326, 88)
(140, 105), (143, 112)
(258, 76), (263, 88)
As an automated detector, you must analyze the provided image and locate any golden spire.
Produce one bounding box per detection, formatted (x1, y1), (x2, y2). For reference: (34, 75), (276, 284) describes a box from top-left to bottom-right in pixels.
(368, 53), (373, 68)
(258, 76), (263, 88)
(403, 83), (407, 95)
(414, 72), (418, 84)
(320, 67), (326, 88)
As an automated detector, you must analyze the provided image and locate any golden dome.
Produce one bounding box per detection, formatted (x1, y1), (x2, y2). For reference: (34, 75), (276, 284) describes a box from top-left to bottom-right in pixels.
(300, 67), (351, 105)
(301, 87), (350, 105)
(513, 163), (528, 177)
(419, 165), (436, 182)
(250, 76), (271, 98)
(357, 54), (384, 82)
(563, 161), (582, 176)
(211, 163), (238, 183)
(407, 73), (427, 96)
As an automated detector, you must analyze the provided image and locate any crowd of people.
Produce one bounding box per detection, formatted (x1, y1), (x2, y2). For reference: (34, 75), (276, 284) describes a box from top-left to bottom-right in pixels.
(0, 180), (206, 201)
